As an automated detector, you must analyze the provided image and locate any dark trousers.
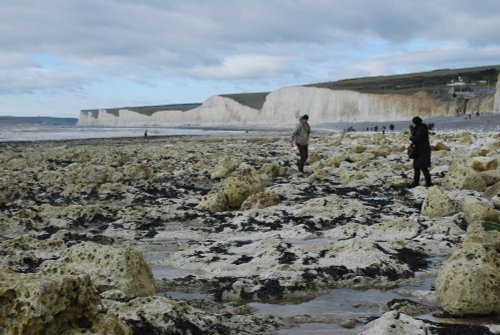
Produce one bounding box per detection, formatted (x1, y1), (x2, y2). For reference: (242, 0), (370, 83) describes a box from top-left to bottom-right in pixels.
(296, 144), (308, 172)
(413, 166), (431, 186)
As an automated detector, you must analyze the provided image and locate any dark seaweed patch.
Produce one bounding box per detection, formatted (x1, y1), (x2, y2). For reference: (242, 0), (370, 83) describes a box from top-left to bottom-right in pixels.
(233, 255), (253, 265)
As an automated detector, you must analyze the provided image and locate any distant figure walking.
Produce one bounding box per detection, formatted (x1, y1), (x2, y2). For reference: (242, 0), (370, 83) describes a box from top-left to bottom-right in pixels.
(389, 123), (395, 131)
(144, 130), (148, 140)
(409, 116), (432, 188)
(290, 114), (310, 173)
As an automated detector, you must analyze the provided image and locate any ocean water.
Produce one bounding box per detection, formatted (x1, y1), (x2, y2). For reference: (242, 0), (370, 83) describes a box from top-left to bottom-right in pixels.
(0, 126), (246, 142)
(0, 112), (498, 142)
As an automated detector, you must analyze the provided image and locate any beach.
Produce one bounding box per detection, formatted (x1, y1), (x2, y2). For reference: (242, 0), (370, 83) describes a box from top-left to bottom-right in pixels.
(1, 125), (499, 334)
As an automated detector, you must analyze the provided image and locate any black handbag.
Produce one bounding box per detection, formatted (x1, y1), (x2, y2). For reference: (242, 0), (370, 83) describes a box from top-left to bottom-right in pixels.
(407, 144), (417, 159)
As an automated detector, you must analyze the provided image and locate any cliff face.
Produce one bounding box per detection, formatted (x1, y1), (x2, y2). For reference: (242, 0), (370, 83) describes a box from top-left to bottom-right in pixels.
(495, 75), (500, 113)
(78, 74), (499, 127)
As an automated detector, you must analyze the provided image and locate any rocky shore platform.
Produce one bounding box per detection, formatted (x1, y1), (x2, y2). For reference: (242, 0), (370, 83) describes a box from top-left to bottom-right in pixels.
(1, 129), (499, 334)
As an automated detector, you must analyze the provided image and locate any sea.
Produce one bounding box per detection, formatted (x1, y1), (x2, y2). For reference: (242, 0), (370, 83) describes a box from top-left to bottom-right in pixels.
(0, 113), (498, 142)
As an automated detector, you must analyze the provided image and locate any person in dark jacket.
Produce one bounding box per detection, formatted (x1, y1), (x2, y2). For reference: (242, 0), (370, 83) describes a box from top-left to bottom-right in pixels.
(290, 114), (311, 173)
(409, 116), (432, 188)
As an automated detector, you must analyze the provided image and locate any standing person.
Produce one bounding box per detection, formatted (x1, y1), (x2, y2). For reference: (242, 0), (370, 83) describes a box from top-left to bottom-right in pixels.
(409, 116), (432, 188)
(144, 129), (148, 140)
(290, 114), (310, 173)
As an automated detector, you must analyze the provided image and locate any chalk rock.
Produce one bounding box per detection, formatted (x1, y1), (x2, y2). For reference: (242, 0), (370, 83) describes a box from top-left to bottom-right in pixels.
(308, 152), (322, 164)
(443, 161), (487, 191)
(39, 242), (155, 297)
(485, 181), (500, 200)
(461, 196), (499, 224)
(325, 154), (346, 167)
(104, 296), (220, 335)
(358, 311), (493, 335)
(259, 163), (280, 178)
(339, 169), (368, 186)
(0, 235), (66, 272)
(432, 142), (450, 151)
(421, 186), (455, 218)
(435, 221), (500, 315)
(471, 156), (498, 172)
(240, 191), (280, 210)
(481, 169), (500, 186)
(210, 156), (238, 179)
(198, 192), (228, 212)
(0, 269), (129, 335)
(223, 175), (264, 208)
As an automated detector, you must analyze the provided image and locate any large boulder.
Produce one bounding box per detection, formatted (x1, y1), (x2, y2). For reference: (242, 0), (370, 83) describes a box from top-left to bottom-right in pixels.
(460, 196), (499, 225)
(0, 269), (130, 335)
(198, 192), (228, 212)
(223, 175), (264, 208)
(443, 160), (487, 191)
(421, 186), (456, 218)
(435, 221), (500, 315)
(39, 242), (155, 297)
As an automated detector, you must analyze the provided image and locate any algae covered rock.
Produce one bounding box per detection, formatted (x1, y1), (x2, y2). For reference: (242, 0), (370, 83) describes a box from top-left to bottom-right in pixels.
(223, 175), (264, 208)
(421, 186), (455, 218)
(461, 196), (499, 224)
(443, 160), (487, 191)
(198, 192), (228, 212)
(471, 156), (498, 172)
(240, 191), (280, 210)
(435, 221), (500, 315)
(39, 242), (155, 297)
(0, 269), (130, 335)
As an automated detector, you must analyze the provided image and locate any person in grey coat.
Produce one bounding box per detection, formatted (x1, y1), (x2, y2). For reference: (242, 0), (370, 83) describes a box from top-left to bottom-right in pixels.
(409, 116), (432, 188)
(290, 114), (311, 173)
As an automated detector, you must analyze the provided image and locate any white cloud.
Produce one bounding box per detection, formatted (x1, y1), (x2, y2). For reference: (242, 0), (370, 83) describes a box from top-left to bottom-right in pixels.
(189, 54), (297, 80)
(0, 0), (499, 115)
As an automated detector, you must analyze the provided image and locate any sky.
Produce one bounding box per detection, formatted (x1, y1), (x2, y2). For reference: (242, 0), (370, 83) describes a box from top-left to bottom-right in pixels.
(1, 0), (500, 118)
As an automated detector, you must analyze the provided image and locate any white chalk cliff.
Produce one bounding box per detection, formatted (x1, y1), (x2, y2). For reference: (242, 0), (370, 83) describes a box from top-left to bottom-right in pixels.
(78, 75), (500, 127)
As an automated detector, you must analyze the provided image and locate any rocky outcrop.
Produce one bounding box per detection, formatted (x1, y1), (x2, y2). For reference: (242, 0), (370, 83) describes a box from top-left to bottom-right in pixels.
(435, 221), (500, 315)
(0, 269), (130, 335)
(443, 160), (487, 191)
(39, 242), (155, 297)
(421, 186), (456, 218)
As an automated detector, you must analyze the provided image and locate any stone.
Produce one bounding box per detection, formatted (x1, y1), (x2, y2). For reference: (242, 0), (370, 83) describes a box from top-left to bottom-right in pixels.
(0, 235), (66, 273)
(471, 156), (498, 172)
(258, 163), (280, 178)
(481, 169), (500, 186)
(433, 142), (450, 151)
(485, 182), (500, 200)
(39, 242), (155, 297)
(435, 221), (500, 315)
(198, 192), (228, 212)
(0, 269), (130, 335)
(443, 161), (487, 191)
(223, 175), (264, 208)
(421, 186), (456, 218)
(240, 191), (280, 210)
(461, 196), (499, 224)
(210, 156), (238, 179)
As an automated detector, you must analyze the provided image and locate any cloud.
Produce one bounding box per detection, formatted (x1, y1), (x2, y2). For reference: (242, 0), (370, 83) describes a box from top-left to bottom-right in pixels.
(189, 54), (297, 80)
(0, 0), (499, 98)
